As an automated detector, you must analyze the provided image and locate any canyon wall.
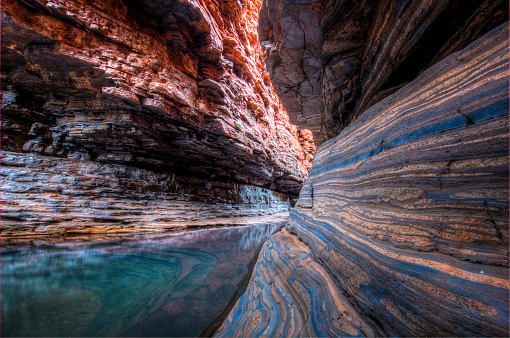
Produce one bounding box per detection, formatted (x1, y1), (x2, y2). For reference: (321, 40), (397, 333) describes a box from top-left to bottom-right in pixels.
(259, 0), (508, 144)
(1, 0), (316, 234)
(216, 23), (509, 336)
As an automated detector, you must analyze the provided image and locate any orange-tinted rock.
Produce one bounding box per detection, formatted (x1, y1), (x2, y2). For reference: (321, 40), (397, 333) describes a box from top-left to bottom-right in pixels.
(1, 0), (314, 200)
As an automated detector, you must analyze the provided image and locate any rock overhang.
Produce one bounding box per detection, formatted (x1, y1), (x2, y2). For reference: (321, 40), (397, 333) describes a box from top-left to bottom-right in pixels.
(1, 0), (316, 197)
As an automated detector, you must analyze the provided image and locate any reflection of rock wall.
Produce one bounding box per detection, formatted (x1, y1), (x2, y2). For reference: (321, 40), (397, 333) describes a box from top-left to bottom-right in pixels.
(259, 0), (508, 144)
(1, 0), (314, 198)
(1, 223), (284, 337)
(217, 24), (509, 337)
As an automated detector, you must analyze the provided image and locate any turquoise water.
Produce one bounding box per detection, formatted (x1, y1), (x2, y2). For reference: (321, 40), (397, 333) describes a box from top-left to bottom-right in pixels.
(1, 223), (283, 337)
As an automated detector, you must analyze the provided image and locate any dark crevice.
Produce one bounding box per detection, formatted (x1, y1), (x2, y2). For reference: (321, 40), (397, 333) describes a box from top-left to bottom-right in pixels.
(375, 0), (507, 98)
(484, 201), (505, 245)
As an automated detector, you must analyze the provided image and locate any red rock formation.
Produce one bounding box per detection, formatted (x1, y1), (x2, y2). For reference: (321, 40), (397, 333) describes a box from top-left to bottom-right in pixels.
(1, 0), (315, 199)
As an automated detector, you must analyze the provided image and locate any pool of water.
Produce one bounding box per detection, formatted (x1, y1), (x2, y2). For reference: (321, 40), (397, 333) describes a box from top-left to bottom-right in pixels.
(1, 222), (284, 337)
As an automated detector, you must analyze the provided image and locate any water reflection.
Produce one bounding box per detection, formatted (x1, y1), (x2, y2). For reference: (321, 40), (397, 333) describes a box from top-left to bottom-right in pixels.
(1, 222), (284, 337)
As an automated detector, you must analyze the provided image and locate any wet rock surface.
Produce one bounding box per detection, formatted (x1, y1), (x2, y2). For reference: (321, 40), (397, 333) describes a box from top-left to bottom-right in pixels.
(219, 24), (509, 336)
(216, 229), (380, 337)
(259, 0), (508, 144)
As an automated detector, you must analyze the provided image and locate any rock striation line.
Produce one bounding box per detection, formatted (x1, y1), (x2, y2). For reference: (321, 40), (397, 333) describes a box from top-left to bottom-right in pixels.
(215, 229), (381, 337)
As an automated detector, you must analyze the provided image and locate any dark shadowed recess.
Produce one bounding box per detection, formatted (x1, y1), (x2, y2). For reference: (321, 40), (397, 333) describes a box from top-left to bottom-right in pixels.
(363, 0), (509, 112)
(259, 0), (508, 144)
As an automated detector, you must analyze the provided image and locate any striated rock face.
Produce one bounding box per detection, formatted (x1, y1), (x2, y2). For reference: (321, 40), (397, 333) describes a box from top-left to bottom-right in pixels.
(1, 0), (314, 200)
(259, 0), (508, 144)
(216, 229), (381, 336)
(217, 24), (509, 336)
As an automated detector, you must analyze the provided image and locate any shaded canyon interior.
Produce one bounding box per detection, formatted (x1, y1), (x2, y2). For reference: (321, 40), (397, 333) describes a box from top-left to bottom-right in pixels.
(1, 0), (508, 337)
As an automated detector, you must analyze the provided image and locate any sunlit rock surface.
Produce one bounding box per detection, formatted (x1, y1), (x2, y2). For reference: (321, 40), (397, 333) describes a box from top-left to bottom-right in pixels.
(217, 24), (509, 337)
(1, 0), (314, 200)
(1, 0), (316, 235)
(259, 0), (508, 144)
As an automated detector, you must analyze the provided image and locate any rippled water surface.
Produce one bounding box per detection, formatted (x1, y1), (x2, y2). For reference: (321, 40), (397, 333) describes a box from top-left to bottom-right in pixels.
(1, 222), (283, 337)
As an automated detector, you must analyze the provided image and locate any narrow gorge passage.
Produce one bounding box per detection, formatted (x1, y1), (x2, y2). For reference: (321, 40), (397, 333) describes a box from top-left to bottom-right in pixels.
(1, 0), (509, 337)
(216, 2), (509, 336)
(1, 0), (313, 335)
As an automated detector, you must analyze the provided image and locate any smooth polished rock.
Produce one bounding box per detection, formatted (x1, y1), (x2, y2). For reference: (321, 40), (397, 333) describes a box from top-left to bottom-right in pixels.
(215, 229), (380, 336)
(217, 23), (509, 337)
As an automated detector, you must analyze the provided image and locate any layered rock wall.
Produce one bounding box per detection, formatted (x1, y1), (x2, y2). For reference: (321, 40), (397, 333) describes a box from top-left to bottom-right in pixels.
(1, 0), (314, 197)
(259, 0), (508, 144)
(1, 151), (292, 236)
(217, 23), (509, 336)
